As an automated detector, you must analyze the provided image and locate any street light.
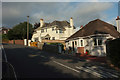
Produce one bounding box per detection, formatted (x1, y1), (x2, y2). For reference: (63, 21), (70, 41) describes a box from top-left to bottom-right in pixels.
(27, 16), (29, 46)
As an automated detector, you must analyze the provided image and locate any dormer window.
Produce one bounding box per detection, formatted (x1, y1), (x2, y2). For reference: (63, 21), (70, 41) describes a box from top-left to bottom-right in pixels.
(56, 30), (58, 33)
(52, 27), (54, 31)
(59, 29), (63, 33)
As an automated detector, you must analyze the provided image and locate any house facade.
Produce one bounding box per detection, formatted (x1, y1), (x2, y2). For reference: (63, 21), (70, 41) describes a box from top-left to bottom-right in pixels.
(31, 17), (76, 42)
(65, 17), (120, 56)
(0, 27), (10, 34)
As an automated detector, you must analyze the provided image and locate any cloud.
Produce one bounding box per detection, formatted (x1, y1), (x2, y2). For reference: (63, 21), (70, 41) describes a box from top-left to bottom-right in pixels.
(2, 0), (120, 2)
(2, 2), (114, 28)
(0, 1), (2, 27)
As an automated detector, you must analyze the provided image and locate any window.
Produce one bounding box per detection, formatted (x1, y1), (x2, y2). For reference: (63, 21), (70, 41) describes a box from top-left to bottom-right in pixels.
(56, 30), (58, 33)
(68, 42), (69, 45)
(59, 29), (63, 33)
(52, 37), (55, 40)
(41, 29), (44, 33)
(52, 27), (54, 31)
(81, 40), (83, 46)
(75, 41), (77, 45)
(93, 38), (102, 46)
(98, 38), (102, 45)
(93, 38), (97, 45)
(35, 38), (38, 42)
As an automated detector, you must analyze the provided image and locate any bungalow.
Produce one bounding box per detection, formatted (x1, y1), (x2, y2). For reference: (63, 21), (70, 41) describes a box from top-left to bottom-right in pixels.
(65, 17), (120, 56)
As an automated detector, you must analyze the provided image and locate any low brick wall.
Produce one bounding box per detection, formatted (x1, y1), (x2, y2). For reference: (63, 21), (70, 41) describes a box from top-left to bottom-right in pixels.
(9, 40), (14, 44)
(3, 40), (24, 45)
(15, 40), (24, 45)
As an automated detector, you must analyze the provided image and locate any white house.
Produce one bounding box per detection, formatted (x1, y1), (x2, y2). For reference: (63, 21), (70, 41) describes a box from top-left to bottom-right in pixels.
(65, 17), (120, 56)
(31, 17), (76, 42)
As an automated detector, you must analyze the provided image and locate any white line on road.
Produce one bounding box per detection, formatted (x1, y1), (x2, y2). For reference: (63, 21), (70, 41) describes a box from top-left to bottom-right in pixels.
(1, 45), (8, 62)
(1, 45), (17, 80)
(53, 61), (80, 73)
(86, 66), (119, 78)
(76, 66), (106, 78)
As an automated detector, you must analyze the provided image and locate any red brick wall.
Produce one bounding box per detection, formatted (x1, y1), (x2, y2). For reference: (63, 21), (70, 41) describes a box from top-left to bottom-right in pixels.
(15, 40), (24, 45)
(77, 47), (84, 54)
(9, 40), (14, 44)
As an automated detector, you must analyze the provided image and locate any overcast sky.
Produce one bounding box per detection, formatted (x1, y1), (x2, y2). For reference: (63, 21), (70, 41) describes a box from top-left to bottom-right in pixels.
(1, 0), (120, 30)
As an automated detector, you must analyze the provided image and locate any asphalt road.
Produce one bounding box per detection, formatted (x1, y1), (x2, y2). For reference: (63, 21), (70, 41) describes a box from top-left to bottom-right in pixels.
(2, 43), (120, 79)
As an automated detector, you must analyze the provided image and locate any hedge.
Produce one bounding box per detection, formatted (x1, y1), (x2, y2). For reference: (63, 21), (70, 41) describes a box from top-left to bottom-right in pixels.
(106, 38), (120, 68)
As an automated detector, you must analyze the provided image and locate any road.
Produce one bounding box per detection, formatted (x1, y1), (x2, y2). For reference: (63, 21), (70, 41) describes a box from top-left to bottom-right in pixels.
(2, 43), (120, 79)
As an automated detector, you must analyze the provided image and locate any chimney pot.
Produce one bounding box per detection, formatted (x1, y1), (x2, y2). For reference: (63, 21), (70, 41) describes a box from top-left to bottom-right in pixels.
(80, 25), (83, 28)
(116, 16), (120, 20)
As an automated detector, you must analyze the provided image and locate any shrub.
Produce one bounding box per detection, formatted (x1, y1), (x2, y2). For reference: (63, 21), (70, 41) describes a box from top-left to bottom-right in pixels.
(46, 43), (64, 51)
(106, 38), (120, 69)
(86, 49), (90, 55)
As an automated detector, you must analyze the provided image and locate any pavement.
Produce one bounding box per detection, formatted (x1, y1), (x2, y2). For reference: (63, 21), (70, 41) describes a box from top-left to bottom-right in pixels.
(1, 43), (120, 79)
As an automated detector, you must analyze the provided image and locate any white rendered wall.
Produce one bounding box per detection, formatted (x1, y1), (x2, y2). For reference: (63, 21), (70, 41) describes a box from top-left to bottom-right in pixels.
(32, 25), (76, 41)
(116, 20), (120, 33)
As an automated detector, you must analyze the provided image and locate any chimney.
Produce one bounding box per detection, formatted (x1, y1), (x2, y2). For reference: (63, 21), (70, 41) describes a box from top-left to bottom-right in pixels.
(116, 16), (120, 33)
(80, 25), (83, 29)
(70, 17), (74, 27)
(40, 19), (44, 27)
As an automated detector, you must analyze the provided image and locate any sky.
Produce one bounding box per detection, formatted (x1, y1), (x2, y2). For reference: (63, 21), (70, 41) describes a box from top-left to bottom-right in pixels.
(1, 0), (120, 30)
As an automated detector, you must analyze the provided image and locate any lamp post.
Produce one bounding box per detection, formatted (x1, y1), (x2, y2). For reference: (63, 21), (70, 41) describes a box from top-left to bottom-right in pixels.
(27, 16), (29, 46)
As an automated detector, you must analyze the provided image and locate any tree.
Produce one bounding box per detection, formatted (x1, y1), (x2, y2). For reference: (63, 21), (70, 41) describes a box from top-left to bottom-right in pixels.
(7, 22), (34, 40)
(34, 22), (40, 29)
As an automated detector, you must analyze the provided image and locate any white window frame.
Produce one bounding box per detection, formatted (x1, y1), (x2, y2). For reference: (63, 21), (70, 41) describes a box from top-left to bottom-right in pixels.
(79, 39), (84, 47)
(93, 38), (102, 46)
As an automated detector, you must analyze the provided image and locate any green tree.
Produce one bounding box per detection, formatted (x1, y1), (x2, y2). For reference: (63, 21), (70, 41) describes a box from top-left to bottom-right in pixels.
(2, 34), (8, 40)
(7, 22), (34, 40)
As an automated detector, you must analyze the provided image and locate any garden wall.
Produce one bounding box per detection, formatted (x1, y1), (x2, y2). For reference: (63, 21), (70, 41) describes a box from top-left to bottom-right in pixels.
(3, 40), (24, 45)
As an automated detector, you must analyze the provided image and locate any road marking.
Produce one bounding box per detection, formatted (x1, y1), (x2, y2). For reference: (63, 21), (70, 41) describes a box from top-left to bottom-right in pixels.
(1, 45), (17, 80)
(53, 61), (80, 73)
(1, 45), (8, 62)
(76, 66), (106, 78)
(86, 66), (116, 78)
(76, 66), (119, 78)
(89, 66), (119, 78)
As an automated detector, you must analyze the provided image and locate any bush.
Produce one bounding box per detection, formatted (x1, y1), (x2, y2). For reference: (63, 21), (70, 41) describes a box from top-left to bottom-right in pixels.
(86, 49), (90, 55)
(106, 38), (120, 69)
(46, 43), (64, 51)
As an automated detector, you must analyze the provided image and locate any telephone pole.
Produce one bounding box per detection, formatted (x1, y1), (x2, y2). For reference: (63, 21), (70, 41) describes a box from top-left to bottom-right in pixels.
(27, 16), (29, 46)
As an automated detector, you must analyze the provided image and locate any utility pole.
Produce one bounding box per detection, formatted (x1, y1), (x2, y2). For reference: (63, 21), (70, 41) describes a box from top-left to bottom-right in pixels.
(27, 16), (29, 46)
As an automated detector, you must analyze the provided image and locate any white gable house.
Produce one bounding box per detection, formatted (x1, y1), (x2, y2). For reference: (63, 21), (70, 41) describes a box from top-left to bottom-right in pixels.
(66, 17), (120, 56)
(32, 17), (76, 42)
